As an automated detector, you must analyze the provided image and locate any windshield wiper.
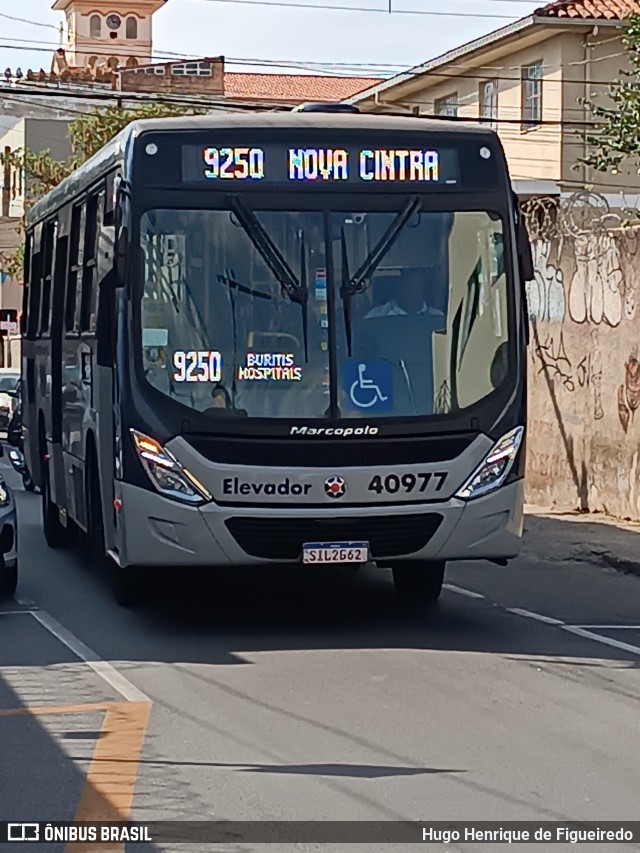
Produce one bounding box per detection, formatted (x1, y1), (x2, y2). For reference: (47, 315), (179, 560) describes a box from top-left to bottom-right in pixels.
(217, 272), (272, 301)
(229, 196), (307, 304)
(228, 195), (309, 361)
(343, 197), (422, 298)
(340, 227), (353, 357)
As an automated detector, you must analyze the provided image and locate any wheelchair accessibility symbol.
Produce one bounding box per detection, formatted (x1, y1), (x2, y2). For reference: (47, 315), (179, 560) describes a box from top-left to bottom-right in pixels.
(344, 360), (393, 412)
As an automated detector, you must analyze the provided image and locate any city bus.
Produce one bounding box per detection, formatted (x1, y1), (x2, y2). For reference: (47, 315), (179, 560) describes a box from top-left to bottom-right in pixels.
(22, 106), (534, 606)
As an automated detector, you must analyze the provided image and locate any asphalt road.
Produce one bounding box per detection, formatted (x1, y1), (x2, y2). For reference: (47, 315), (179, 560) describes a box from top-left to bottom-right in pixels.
(2, 456), (640, 853)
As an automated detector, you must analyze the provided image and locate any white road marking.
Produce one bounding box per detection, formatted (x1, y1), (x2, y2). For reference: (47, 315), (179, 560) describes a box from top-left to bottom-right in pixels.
(0, 609), (36, 616)
(505, 608), (640, 657)
(30, 610), (149, 703)
(506, 607), (565, 626)
(570, 625), (640, 630)
(443, 583), (485, 599)
(561, 625), (640, 657)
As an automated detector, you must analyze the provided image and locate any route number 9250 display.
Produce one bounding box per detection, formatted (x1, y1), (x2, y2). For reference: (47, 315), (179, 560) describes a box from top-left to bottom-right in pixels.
(368, 472), (447, 495)
(173, 350), (222, 383)
(203, 147), (265, 180)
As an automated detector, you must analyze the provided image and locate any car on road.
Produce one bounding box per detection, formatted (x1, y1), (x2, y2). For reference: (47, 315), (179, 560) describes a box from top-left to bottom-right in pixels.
(0, 444), (18, 599)
(0, 369), (20, 431)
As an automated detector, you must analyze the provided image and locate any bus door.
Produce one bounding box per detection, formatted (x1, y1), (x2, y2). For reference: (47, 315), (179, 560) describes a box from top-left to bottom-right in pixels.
(22, 227), (40, 484)
(48, 205), (72, 512)
(61, 197), (99, 529)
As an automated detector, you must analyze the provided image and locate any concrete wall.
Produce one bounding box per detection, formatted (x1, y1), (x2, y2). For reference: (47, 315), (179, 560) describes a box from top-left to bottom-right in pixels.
(523, 194), (640, 520)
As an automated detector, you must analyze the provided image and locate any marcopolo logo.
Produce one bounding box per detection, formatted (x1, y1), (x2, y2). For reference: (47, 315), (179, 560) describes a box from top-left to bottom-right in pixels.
(222, 477), (312, 497)
(289, 425), (379, 437)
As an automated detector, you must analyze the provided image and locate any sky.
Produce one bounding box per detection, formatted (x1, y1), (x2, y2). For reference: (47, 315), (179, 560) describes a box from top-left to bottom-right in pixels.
(0, 0), (545, 79)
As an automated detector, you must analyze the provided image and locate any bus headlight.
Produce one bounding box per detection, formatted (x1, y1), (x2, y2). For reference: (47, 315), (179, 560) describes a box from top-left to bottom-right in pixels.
(0, 483), (10, 507)
(455, 426), (524, 501)
(130, 430), (212, 506)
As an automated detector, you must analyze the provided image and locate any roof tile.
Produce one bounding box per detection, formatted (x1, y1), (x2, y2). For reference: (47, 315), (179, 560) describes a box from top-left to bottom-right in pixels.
(223, 73), (382, 102)
(535, 0), (640, 19)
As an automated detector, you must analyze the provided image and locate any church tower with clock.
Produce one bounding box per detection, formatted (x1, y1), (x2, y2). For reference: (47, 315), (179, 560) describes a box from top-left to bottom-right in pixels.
(51, 0), (167, 69)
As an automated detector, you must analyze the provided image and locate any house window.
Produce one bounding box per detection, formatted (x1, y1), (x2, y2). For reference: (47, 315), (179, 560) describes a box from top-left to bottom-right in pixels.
(480, 79), (498, 128)
(125, 56), (138, 67)
(126, 16), (137, 38)
(89, 15), (101, 38)
(521, 62), (543, 128)
(171, 61), (213, 77)
(434, 94), (458, 118)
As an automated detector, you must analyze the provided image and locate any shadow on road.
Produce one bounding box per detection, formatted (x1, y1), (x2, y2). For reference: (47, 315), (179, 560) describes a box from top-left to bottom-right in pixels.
(7, 477), (640, 671)
(0, 668), (161, 852)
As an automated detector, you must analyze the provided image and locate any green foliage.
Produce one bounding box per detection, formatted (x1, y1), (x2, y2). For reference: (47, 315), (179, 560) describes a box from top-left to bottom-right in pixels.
(0, 102), (208, 282)
(580, 13), (640, 177)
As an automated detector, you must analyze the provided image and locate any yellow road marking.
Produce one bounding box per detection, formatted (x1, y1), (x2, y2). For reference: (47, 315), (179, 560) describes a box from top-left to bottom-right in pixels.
(65, 701), (152, 853)
(0, 702), (112, 717)
(1, 699), (152, 853)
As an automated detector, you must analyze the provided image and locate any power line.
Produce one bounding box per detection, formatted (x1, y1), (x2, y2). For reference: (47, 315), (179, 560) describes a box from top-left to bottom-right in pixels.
(0, 40), (400, 76)
(0, 87), (292, 112)
(0, 26), (631, 76)
(0, 36), (404, 71)
(0, 12), (58, 30)
(0, 85), (612, 128)
(0, 40), (633, 88)
(171, 0), (534, 18)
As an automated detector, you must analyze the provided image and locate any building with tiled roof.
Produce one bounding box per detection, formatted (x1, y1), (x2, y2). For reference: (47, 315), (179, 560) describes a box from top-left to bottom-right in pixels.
(223, 73), (380, 103)
(535, 0), (640, 20)
(345, 0), (640, 202)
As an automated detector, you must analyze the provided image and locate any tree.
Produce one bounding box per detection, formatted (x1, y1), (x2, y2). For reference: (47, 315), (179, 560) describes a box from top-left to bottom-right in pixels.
(581, 13), (640, 180)
(0, 102), (207, 280)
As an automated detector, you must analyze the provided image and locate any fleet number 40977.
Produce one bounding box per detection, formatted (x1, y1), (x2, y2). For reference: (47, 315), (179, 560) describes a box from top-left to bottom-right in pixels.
(368, 472), (448, 495)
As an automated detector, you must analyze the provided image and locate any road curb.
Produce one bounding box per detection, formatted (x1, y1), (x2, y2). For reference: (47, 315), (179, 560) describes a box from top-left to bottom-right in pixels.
(583, 549), (640, 579)
(523, 508), (640, 579)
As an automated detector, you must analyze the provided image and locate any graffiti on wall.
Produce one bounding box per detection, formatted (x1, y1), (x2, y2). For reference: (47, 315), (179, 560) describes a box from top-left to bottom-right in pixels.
(523, 192), (640, 331)
(526, 240), (565, 322)
(533, 330), (575, 391)
(567, 233), (627, 326)
(617, 347), (640, 434)
(521, 192), (640, 517)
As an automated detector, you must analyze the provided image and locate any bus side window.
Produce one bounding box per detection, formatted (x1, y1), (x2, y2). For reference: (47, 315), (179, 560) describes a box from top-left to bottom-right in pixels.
(65, 204), (85, 335)
(21, 231), (32, 337)
(80, 192), (100, 333)
(27, 226), (43, 342)
(52, 233), (69, 336)
(38, 219), (57, 337)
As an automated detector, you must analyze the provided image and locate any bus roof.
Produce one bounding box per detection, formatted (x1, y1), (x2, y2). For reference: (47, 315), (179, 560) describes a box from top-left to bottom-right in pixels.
(26, 111), (498, 228)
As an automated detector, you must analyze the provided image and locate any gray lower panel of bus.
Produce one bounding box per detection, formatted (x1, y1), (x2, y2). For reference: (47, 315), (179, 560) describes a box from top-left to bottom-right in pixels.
(111, 478), (524, 569)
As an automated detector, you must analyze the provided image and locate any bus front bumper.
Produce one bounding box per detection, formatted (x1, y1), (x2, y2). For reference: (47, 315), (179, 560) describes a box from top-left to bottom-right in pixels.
(114, 479), (525, 568)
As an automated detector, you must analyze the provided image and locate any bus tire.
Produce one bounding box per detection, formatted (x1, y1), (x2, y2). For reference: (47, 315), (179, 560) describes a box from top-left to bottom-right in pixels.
(42, 462), (69, 549)
(86, 449), (105, 561)
(391, 560), (445, 605)
(0, 556), (17, 600)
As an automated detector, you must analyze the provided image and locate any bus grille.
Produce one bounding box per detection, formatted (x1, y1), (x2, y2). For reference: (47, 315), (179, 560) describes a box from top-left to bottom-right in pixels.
(225, 513), (444, 560)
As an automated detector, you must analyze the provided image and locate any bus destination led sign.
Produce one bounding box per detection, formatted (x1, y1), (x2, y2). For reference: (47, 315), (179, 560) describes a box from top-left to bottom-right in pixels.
(181, 143), (461, 185)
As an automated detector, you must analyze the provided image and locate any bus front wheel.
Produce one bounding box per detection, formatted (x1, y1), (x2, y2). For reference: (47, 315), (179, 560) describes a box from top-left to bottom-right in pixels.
(391, 560), (446, 605)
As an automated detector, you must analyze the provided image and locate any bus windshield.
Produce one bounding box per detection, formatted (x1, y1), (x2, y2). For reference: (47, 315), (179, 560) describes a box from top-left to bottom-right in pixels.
(138, 199), (509, 420)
